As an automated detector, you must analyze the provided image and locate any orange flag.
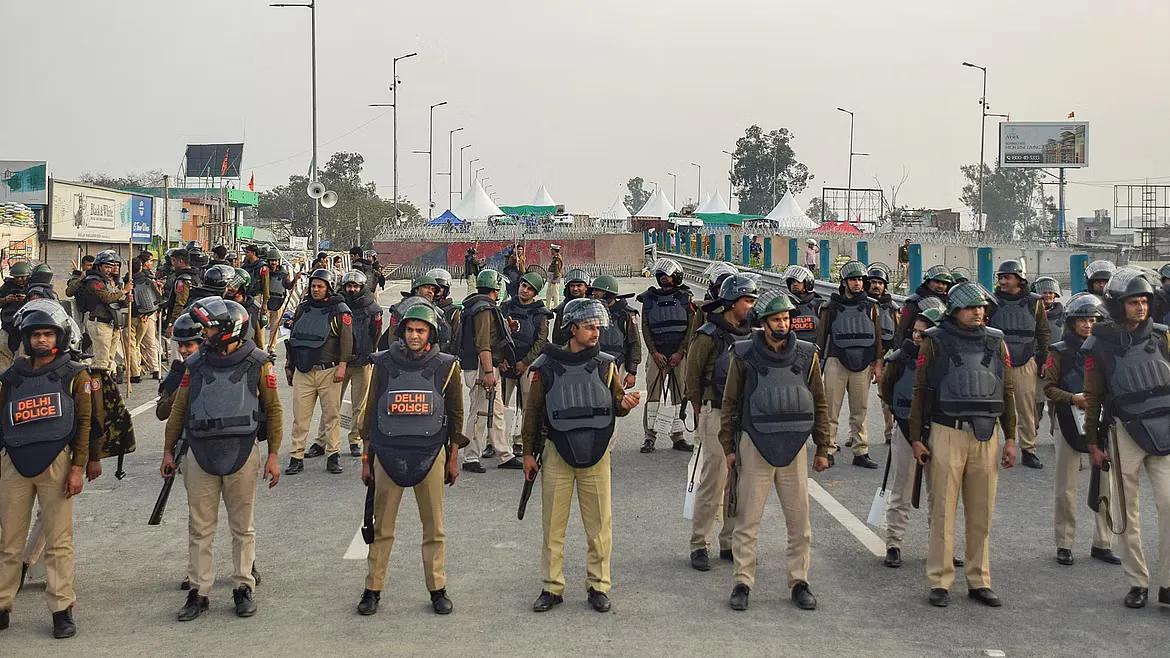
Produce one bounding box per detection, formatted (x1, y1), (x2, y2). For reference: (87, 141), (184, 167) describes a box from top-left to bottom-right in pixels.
(1067, 111), (1075, 119)
(248, 172), (255, 191)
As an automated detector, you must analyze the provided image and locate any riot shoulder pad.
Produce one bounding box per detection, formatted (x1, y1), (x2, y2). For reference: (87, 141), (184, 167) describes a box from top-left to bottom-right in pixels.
(883, 348), (904, 364)
(1079, 335), (1098, 355)
(595, 351), (616, 366)
(530, 352), (549, 371)
(696, 321), (718, 337)
(793, 338), (818, 360)
(922, 325), (944, 338)
(1050, 340), (1069, 355)
(983, 326), (1006, 340)
(334, 301), (352, 316)
(732, 337), (755, 359)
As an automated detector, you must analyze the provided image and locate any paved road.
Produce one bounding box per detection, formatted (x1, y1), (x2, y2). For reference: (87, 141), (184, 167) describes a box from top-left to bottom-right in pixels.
(3, 278), (1167, 655)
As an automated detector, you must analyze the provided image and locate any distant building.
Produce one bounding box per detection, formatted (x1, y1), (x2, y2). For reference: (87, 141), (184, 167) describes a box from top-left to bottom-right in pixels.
(1076, 209), (1133, 246)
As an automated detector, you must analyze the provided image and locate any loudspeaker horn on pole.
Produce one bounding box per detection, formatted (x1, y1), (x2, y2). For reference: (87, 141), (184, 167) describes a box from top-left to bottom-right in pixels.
(320, 190), (339, 209)
(307, 181), (326, 199)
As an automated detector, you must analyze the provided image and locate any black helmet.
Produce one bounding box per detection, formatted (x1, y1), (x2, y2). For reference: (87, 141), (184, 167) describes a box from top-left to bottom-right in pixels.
(172, 312), (203, 344)
(308, 268), (334, 293)
(395, 301), (440, 343)
(995, 259), (1027, 281)
(1063, 292), (1106, 320)
(201, 264), (237, 291)
(188, 250), (209, 269)
(16, 299), (74, 355)
(1159, 263), (1170, 282)
(561, 298), (611, 329)
(1085, 259), (1116, 284)
(717, 273), (761, 305)
(94, 250), (121, 268)
(1031, 276), (1061, 297)
(924, 265), (954, 285)
(1103, 266), (1155, 320)
(565, 268), (590, 286)
(190, 298), (249, 351)
(866, 264), (890, 284)
(945, 282), (990, 317)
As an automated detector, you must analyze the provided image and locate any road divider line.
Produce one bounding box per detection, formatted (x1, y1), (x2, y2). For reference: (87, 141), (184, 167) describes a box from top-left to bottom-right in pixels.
(129, 398), (160, 417)
(808, 480), (885, 557)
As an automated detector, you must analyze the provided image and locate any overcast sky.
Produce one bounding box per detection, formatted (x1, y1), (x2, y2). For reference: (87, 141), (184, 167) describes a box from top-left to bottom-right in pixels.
(5, 0), (1169, 224)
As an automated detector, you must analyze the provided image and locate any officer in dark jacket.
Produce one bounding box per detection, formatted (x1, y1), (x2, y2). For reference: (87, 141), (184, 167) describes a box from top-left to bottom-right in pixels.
(163, 299), (283, 622)
(240, 245), (269, 310)
(357, 303), (465, 618)
(263, 248), (298, 350)
(76, 250), (132, 375)
(223, 268), (266, 350)
(425, 268), (458, 353)
(130, 253), (163, 382)
(500, 272), (554, 453)
(155, 313), (202, 421)
(895, 265), (952, 345)
(25, 264), (57, 302)
(720, 293), (831, 612)
(162, 248), (200, 332)
(986, 260), (1050, 469)
(588, 275), (641, 388)
(909, 282), (1017, 608)
(0, 261), (32, 370)
(185, 264), (235, 311)
(550, 268), (591, 345)
(636, 258), (695, 453)
(1082, 267), (1170, 610)
(1033, 276), (1064, 431)
(522, 298), (640, 614)
(868, 264), (901, 445)
(349, 246), (379, 297)
(0, 303), (93, 639)
(284, 269), (354, 475)
(685, 273), (757, 572)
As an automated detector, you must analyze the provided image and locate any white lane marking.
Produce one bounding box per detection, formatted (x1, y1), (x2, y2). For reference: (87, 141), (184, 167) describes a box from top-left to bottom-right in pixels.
(808, 479), (886, 557)
(129, 398), (160, 417)
(343, 527), (368, 560)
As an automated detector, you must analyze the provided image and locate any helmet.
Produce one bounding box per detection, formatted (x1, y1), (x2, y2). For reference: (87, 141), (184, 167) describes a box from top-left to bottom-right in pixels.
(565, 268), (590, 286)
(839, 260), (867, 280)
(226, 268), (251, 295)
(265, 247), (283, 261)
(411, 274), (439, 293)
(188, 250), (209, 269)
(995, 259), (1027, 281)
(918, 296), (946, 314)
(171, 312), (203, 344)
(917, 307), (944, 327)
(1063, 292), (1107, 320)
(520, 272), (545, 294)
(950, 267), (972, 284)
(561, 297), (611, 329)
(189, 298), (249, 351)
(201, 264), (238, 291)
(425, 268), (453, 294)
(703, 262), (738, 285)
(924, 265), (954, 285)
(15, 299), (75, 355)
(718, 273), (761, 304)
(755, 290), (798, 322)
(945, 282), (990, 317)
(866, 264), (890, 283)
(166, 247), (183, 261)
(1159, 263), (1170, 281)
(475, 269), (503, 292)
(589, 275), (621, 297)
(308, 268), (334, 292)
(1085, 259), (1116, 283)
(94, 250), (121, 268)
(1031, 276), (1061, 297)
(9, 262), (31, 277)
(652, 258), (683, 279)
(396, 302), (440, 343)
(185, 240), (202, 252)
(341, 270), (368, 288)
(783, 265), (815, 290)
(1103, 266), (1155, 319)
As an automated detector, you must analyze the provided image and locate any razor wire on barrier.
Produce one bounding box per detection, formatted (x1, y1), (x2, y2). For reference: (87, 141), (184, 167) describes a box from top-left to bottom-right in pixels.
(374, 222), (632, 243)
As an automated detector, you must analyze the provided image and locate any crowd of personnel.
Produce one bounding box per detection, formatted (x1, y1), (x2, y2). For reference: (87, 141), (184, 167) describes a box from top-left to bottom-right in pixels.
(1, 240), (1169, 638)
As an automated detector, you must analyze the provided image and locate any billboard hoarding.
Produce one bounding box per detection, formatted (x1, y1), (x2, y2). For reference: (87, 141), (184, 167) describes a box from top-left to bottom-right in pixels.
(49, 180), (136, 243)
(288, 236), (308, 250)
(185, 143), (244, 178)
(131, 196), (153, 244)
(1, 161), (48, 205)
(999, 122), (1088, 168)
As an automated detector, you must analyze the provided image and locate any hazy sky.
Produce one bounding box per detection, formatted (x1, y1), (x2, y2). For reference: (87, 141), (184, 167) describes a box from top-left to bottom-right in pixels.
(5, 0), (1170, 224)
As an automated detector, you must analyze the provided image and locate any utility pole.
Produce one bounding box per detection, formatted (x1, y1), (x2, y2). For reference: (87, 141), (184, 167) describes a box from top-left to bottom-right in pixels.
(963, 61), (988, 232)
(667, 172), (677, 208)
(690, 162), (701, 206)
(722, 150), (735, 212)
(448, 127), (464, 211)
(459, 144), (472, 199)
(836, 107), (868, 225)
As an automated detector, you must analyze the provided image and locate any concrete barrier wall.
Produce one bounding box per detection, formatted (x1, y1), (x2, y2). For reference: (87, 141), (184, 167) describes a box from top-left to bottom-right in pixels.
(373, 233), (643, 272)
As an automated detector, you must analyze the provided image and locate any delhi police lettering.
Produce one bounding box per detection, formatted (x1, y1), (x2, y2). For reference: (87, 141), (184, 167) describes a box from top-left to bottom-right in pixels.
(389, 390), (433, 416)
(10, 392), (62, 425)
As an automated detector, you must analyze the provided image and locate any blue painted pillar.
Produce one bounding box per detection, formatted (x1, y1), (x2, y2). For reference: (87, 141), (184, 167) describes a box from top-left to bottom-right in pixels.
(909, 244), (924, 290)
(763, 237), (773, 270)
(789, 238), (799, 266)
(857, 240), (869, 265)
(1069, 253), (1089, 294)
(683, 230), (691, 256)
(977, 247), (994, 292)
(818, 239), (831, 279)
(741, 236), (750, 266)
(708, 233), (716, 260)
(724, 235), (733, 263)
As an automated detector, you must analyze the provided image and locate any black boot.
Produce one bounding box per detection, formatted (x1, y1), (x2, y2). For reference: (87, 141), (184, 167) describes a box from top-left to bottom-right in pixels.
(327, 453), (343, 474)
(852, 453), (879, 469)
(233, 585), (257, 617)
(357, 589), (381, 616)
(349, 443), (363, 458)
(51, 606), (76, 639)
(690, 548), (711, 572)
(178, 590), (208, 621)
(305, 444), (325, 459)
(1091, 546), (1121, 565)
(0, 608), (9, 631)
(1021, 451), (1043, 469)
(729, 583), (750, 611)
(672, 437), (694, 452)
(884, 547), (902, 568)
(532, 590), (563, 612)
(791, 582), (817, 610)
(1056, 548), (1074, 566)
(640, 437), (656, 453)
(1159, 587), (1170, 605)
(461, 461), (486, 473)
(430, 588), (453, 615)
(929, 588), (950, 607)
(587, 587), (611, 612)
(718, 548), (733, 562)
(285, 457), (304, 474)
(180, 576), (191, 590)
(968, 587), (1002, 607)
(1124, 586), (1148, 609)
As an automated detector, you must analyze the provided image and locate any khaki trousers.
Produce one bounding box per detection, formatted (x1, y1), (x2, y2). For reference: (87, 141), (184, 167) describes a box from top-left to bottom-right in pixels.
(314, 363), (372, 448)
(1054, 432), (1112, 551)
(185, 443), (261, 596)
(86, 318), (119, 372)
(1011, 360), (1039, 453)
(1112, 425), (1170, 589)
(0, 450), (75, 612)
(690, 403), (734, 552)
(504, 370), (534, 444)
(289, 366), (343, 459)
(541, 447), (613, 596)
(23, 508), (46, 566)
(642, 353), (685, 440)
(130, 313), (160, 378)
(732, 440), (812, 589)
(885, 433), (918, 549)
(266, 309), (284, 350)
(882, 404), (895, 444)
(926, 422), (1000, 590)
(546, 280), (561, 307)
(365, 453), (447, 592)
(461, 369), (512, 464)
(823, 356), (873, 455)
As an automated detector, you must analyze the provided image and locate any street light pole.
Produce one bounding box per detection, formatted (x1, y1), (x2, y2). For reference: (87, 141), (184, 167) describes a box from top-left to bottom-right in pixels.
(721, 150), (735, 211)
(270, 0), (320, 249)
(666, 172), (677, 207)
(963, 61), (988, 232)
(424, 101), (447, 221)
(474, 167), (484, 184)
(837, 108), (854, 225)
(469, 158), (480, 189)
(391, 52), (417, 222)
(690, 162), (701, 206)
(458, 145), (472, 199)
(447, 127), (464, 210)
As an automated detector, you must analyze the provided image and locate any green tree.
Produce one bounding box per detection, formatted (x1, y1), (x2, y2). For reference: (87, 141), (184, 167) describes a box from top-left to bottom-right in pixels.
(730, 126), (814, 215)
(623, 177), (652, 214)
(960, 163), (1054, 241)
(805, 196), (838, 224)
(78, 169), (167, 190)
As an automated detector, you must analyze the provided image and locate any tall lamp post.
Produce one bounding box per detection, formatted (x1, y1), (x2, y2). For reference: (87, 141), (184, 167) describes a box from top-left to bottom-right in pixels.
(459, 144), (472, 198)
(721, 150), (735, 211)
(474, 167), (485, 184)
(836, 107), (868, 225)
(690, 162), (701, 206)
(423, 101), (448, 221)
(962, 61), (988, 232)
(666, 172), (677, 207)
(447, 127), (464, 210)
(469, 158), (480, 188)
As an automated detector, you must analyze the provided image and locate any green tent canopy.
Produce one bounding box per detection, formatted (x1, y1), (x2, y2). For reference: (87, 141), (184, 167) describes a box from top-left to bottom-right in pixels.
(693, 212), (764, 226)
(499, 204), (556, 217)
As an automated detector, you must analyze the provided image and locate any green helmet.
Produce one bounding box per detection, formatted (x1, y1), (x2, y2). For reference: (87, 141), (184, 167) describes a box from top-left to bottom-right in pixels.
(396, 302), (440, 343)
(520, 272), (545, 294)
(950, 266), (972, 284)
(475, 268), (503, 292)
(1031, 276), (1060, 297)
(33, 263), (52, 274)
(839, 260), (867, 280)
(917, 307), (944, 327)
(924, 265), (954, 284)
(565, 268), (590, 286)
(265, 248), (282, 261)
(589, 275), (621, 296)
(411, 274), (439, 293)
(945, 282), (990, 316)
(9, 262), (32, 277)
(755, 290), (797, 322)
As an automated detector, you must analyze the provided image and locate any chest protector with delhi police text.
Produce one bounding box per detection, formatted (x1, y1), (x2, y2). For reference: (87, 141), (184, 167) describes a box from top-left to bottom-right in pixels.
(0, 355), (86, 477)
(183, 344), (268, 476)
(988, 293), (1041, 367)
(827, 297), (878, 371)
(534, 349), (617, 468)
(737, 332), (817, 468)
(1050, 339), (1090, 453)
(925, 323), (1006, 441)
(791, 294), (822, 345)
(1084, 322), (1170, 456)
(370, 344), (455, 487)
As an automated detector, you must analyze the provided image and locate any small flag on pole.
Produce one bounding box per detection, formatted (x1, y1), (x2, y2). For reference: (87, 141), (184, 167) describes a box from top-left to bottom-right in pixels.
(248, 172), (255, 191)
(1067, 111), (1076, 119)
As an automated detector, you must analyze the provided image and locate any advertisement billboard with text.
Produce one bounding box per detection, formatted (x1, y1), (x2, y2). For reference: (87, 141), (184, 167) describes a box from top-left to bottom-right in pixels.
(49, 181), (136, 243)
(999, 122), (1088, 168)
(1, 160), (48, 204)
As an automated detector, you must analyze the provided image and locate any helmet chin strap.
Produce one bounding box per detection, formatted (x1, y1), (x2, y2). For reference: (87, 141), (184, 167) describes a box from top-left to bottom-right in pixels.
(769, 329), (789, 341)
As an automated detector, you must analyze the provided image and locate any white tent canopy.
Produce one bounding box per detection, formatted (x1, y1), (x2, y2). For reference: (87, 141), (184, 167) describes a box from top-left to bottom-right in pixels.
(634, 189), (676, 218)
(695, 192), (730, 214)
(765, 191), (817, 230)
(599, 194), (629, 220)
(531, 184), (557, 207)
(453, 180), (505, 222)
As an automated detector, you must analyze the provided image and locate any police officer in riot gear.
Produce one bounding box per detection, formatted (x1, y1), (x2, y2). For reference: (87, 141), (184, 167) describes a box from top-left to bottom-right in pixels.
(223, 267), (267, 349)
(163, 298), (283, 621)
(156, 313), (202, 421)
(500, 272), (554, 454)
(986, 259), (1050, 469)
(284, 269), (354, 475)
(358, 303), (465, 617)
(951, 267), (972, 285)
(263, 248), (298, 350)
(1154, 263), (1170, 324)
(783, 265), (822, 346)
(185, 263), (236, 309)
(817, 260), (883, 468)
(129, 252), (163, 383)
(896, 265), (952, 345)
(1083, 267), (1170, 609)
(522, 298), (640, 613)
(550, 268), (591, 346)
(77, 250), (133, 376)
(588, 275), (641, 389)
(1085, 259), (1116, 297)
(720, 292), (831, 612)
(162, 248), (200, 332)
(636, 258), (695, 453)
(240, 244), (269, 311)
(910, 282), (1018, 608)
(685, 273), (757, 572)
(25, 264), (57, 302)
(425, 268), (458, 352)
(349, 246), (379, 297)
(384, 276), (447, 349)
(0, 302), (93, 639)
(1042, 292), (1120, 567)
(0, 261), (32, 370)
(868, 264), (901, 445)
